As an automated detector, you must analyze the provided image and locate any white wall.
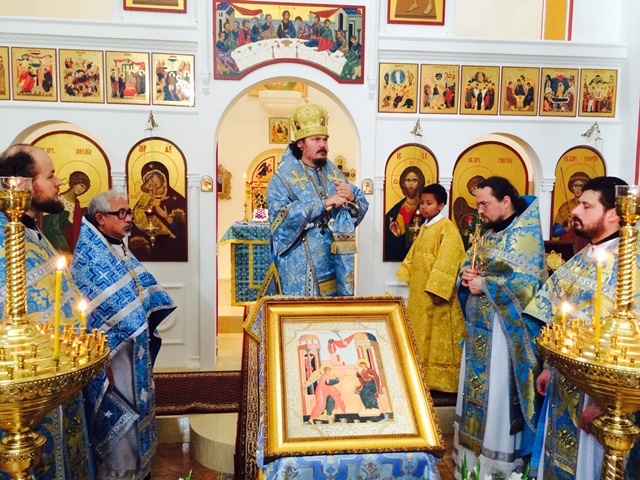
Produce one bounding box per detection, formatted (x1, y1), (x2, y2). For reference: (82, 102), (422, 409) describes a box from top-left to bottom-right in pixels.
(0, 0), (638, 369)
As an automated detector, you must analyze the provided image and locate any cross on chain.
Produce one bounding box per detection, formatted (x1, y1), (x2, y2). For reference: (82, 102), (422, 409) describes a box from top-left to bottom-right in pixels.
(317, 210), (331, 235)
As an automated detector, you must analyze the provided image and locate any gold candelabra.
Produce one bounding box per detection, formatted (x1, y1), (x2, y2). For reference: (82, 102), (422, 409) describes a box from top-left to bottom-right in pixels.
(143, 207), (159, 246)
(244, 178), (252, 222)
(0, 177), (109, 479)
(538, 185), (640, 480)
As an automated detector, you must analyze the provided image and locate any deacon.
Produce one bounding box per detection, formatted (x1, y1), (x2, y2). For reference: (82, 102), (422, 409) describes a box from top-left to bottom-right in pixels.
(0, 144), (94, 479)
(71, 190), (176, 480)
(524, 176), (640, 480)
(267, 103), (368, 296)
(455, 177), (547, 478)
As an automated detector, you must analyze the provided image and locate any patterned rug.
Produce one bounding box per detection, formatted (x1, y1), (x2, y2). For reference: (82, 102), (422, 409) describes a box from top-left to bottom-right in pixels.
(235, 333), (260, 480)
(154, 370), (242, 416)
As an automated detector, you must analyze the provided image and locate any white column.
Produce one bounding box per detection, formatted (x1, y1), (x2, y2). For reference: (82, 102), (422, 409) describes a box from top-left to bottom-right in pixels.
(187, 173), (202, 369)
(439, 175), (453, 193)
(112, 172), (126, 193)
(539, 178), (555, 241)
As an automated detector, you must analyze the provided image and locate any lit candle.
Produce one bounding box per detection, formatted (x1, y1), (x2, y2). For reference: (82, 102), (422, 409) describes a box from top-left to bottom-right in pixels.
(79, 299), (87, 329)
(560, 301), (570, 326)
(53, 257), (66, 359)
(595, 249), (606, 344)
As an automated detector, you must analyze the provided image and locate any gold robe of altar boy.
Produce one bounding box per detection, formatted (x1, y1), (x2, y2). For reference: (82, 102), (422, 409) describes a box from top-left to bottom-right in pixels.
(396, 184), (465, 393)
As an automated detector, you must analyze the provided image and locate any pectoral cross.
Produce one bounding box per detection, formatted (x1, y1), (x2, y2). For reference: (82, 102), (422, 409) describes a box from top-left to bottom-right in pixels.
(317, 211), (331, 234)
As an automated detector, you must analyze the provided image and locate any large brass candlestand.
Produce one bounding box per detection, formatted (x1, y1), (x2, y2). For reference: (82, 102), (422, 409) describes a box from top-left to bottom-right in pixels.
(0, 177), (109, 479)
(538, 185), (640, 480)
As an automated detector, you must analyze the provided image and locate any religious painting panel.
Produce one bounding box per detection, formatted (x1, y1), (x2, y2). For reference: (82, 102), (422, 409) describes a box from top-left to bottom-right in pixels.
(213, 2), (365, 84)
(151, 53), (195, 107)
(378, 63), (419, 113)
(450, 142), (528, 250)
(539, 67), (579, 117)
(499, 66), (539, 116)
(550, 146), (606, 253)
(387, 0), (445, 25)
(419, 64), (458, 114)
(32, 131), (112, 258)
(126, 137), (188, 261)
(124, 0), (186, 13)
(578, 69), (617, 118)
(262, 296), (444, 461)
(0, 46), (10, 100)
(384, 143), (438, 262)
(249, 81), (308, 97)
(217, 164), (231, 199)
(268, 117), (290, 144)
(459, 65), (499, 115)
(59, 49), (104, 104)
(11, 47), (57, 102)
(247, 148), (284, 218)
(105, 51), (150, 105)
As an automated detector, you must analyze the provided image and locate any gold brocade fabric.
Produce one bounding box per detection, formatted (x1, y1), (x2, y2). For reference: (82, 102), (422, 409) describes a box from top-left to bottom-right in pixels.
(396, 217), (466, 392)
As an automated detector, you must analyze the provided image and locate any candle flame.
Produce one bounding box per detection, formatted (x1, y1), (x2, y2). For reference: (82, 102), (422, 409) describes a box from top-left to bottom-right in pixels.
(79, 299), (88, 313)
(561, 302), (571, 314)
(596, 249), (607, 264)
(57, 257), (66, 270)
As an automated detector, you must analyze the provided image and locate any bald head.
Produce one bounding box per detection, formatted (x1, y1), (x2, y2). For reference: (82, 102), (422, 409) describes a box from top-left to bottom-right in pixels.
(0, 143), (41, 178)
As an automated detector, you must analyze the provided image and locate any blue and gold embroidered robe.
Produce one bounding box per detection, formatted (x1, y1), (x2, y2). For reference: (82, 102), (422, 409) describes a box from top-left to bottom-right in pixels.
(525, 237), (640, 480)
(0, 213), (94, 480)
(267, 149), (368, 296)
(71, 218), (175, 480)
(457, 196), (547, 455)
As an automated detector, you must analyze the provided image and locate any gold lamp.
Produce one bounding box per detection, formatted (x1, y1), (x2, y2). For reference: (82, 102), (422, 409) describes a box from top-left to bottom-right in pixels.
(538, 184), (640, 480)
(143, 207), (159, 247)
(0, 177), (109, 479)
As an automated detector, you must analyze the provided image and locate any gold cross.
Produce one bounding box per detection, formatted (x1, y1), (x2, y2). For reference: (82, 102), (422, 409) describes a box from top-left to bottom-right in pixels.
(289, 170), (307, 189)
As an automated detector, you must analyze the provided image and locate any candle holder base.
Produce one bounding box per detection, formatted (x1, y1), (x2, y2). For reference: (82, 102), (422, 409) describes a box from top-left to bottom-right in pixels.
(593, 415), (640, 480)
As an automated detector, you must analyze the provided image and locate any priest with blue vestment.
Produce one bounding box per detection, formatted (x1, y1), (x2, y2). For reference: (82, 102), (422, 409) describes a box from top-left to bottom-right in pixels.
(267, 103), (368, 296)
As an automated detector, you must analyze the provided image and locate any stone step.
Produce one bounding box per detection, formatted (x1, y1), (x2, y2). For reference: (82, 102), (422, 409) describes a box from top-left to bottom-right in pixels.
(157, 405), (455, 474)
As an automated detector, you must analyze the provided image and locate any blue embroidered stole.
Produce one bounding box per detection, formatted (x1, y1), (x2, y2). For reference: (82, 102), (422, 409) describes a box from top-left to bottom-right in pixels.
(457, 197), (547, 454)
(71, 219), (175, 469)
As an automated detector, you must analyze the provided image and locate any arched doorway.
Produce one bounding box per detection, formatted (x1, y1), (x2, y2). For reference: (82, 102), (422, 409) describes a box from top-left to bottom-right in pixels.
(214, 78), (361, 340)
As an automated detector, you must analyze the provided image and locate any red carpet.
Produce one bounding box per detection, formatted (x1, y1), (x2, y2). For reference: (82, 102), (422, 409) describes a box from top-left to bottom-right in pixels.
(154, 370), (242, 416)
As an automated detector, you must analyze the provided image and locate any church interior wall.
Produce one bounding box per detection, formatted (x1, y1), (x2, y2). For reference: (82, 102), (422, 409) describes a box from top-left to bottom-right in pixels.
(0, 0), (638, 370)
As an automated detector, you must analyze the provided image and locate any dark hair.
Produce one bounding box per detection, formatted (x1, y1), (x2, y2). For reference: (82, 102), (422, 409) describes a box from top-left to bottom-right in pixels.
(399, 166), (425, 193)
(477, 176), (527, 214)
(582, 176), (628, 210)
(421, 183), (447, 205)
(60, 170), (91, 196)
(288, 140), (303, 160)
(0, 144), (39, 178)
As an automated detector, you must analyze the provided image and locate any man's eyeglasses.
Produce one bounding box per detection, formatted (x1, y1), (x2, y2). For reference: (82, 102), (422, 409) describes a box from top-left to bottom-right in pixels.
(105, 208), (133, 219)
(476, 200), (496, 210)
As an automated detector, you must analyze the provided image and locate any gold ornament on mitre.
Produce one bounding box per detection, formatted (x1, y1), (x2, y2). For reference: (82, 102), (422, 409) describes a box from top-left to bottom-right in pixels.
(290, 103), (329, 141)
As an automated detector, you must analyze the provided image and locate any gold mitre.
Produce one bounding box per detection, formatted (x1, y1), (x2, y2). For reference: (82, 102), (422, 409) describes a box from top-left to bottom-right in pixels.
(290, 103), (329, 141)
